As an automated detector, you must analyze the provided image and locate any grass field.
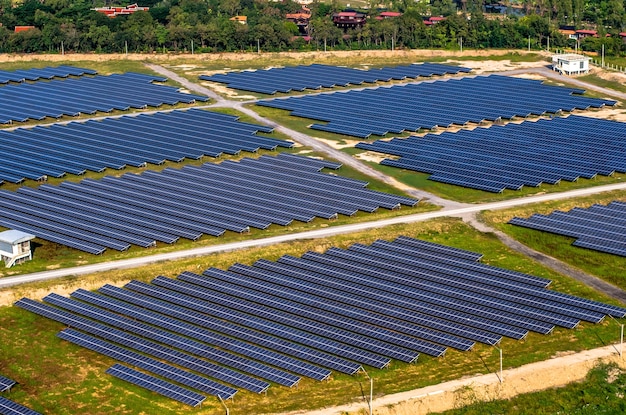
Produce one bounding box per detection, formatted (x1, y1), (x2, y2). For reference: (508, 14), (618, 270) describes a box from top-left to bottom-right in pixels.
(482, 190), (626, 291)
(1, 218), (625, 415)
(435, 363), (626, 415)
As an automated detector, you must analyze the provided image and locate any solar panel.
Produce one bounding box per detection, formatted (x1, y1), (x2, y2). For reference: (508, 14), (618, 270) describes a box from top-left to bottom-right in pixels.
(58, 329), (237, 399)
(105, 364), (206, 407)
(0, 396), (42, 415)
(201, 63), (471, 95)
(509, 201), (626, 258)
(0, 108), (289, 185)
(0, 72), (208, 125)
(0, 154), (417, 253)
(0, 65), (97, 84)
(0, 375), (16, 392)
(258, 76), (616, 138)
(357, 115), (626, 192)
(15, 297), (298, 388)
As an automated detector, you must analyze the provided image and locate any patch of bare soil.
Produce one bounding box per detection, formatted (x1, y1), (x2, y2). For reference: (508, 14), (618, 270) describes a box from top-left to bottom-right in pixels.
(451, 59), (545, 74)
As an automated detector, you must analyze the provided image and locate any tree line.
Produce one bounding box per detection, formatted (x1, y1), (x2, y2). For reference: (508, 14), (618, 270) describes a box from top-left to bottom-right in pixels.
(0, 0), (623, 55)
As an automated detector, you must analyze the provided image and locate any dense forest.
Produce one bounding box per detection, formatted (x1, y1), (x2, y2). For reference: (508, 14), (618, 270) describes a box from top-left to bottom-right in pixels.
(0, 0), (623, 55)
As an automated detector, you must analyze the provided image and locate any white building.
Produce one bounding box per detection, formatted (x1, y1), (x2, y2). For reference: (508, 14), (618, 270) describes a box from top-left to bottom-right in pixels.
(0, 229), (36, 268)
(551, 54), (590, 76)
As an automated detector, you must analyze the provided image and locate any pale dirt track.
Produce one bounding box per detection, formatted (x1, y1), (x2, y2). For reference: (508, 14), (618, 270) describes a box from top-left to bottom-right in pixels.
(287, 345), (626, 415)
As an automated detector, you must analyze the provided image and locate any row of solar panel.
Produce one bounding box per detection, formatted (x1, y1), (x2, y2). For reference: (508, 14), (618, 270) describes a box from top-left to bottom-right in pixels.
(0, 65), (97, 84)
(0, 72), (208, 124)
(201, 63), (471, 94)
(356, 115), (626, 193)
(0, 108), (288, 185)
(509, 201), (626, 257)
(0, 375), (15, 392)
(0, 154), (416, 254)
(0, 396), (42, 415)
(16, 237), (626, 406)
(257, 75), (616, 138)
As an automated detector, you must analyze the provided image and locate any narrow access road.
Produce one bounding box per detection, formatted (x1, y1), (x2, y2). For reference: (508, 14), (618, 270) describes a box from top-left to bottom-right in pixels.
(2, 182), (625, 289)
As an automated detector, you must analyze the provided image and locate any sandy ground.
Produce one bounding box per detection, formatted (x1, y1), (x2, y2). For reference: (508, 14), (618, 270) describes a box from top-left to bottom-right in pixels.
(289, 346), (626, 415)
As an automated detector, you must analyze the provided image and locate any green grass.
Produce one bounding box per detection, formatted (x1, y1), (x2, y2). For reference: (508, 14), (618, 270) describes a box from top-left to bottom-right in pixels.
(481, 190), (626, 291)
(1, 218), (625, 414)
(577, 73), (626, 94)
(435, 363), (626, 415)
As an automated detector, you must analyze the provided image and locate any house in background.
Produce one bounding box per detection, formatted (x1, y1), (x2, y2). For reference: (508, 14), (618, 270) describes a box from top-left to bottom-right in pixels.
(0, 229), (36, 268)
(92, 3), (149, 18)
(332, 11), (366, 29)
(286, 6), (311, 34)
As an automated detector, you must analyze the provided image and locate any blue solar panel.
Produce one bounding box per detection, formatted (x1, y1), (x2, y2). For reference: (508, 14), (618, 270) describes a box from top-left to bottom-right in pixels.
(357, 115), (626, 192)
(0, 73), (208, 125)
(0, 375), (16, 392)
(0, 108), (288, 185)
(258, 76), (616, 138)
(0, 65), (97, 84)
(0, 396), (42, 415)
(96, 284), (363, 375)
(0, 154), (417, 253)
(58, 329), (237, 399)
(201, 63), (471, 94)
(15, 297), (298, 388)
(509, 200), (626, 258)
(67, 289), (332, 381)
(105, 364), (206, 407)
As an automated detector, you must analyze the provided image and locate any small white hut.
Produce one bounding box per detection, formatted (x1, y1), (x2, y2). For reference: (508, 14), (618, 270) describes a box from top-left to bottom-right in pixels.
(0, 230), (36, 268)
(551, 54), (590, 75)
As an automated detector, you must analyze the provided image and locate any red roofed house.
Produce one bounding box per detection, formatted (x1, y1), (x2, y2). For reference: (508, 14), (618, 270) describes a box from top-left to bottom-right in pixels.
(92, 3), (149, 18)
(423, 16), (445, 26)
(575, 29), (598, 39)
(332, 11), (366, 29)
(286, 6), (311, 34)
(14, 26), (35, 33)
(376, 11), (402, 20)
(620, 32), (626, 44)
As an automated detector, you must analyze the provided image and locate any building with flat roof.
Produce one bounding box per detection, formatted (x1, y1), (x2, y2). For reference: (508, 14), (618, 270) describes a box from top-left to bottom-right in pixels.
(0, 230), (35, 268)
(551, 53), (590, 76)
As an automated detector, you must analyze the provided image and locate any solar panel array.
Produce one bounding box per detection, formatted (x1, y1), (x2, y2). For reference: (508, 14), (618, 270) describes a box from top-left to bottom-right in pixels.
(257, 75), (616, 138)
(509, 201), (626, 257)
(0, 153), (417, 254)
(0, 65), (97, 84)
(15, 236), (626, 404)
(0, 72), (208, 124)
(200, 63), (471, 95)
(0, 108), (288, 185)
(0, 396), (42, 415)
(356, 115), (626, 193)
(0, 375), (15, 392)
(106, 364), (206, 407)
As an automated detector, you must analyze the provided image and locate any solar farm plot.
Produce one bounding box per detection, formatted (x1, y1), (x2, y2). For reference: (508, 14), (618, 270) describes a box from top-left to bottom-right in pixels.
(356, 115), (626, 193)
(0, 72), (208, 124)
(0, 153), (417, 254)
(509, 201), (626, 257)
(257, 75), (616, 138)
(200, 62), (471, 95)
(15, 237), (625, 403)
(0, 108), (289, 185)
(0, 65), (97, 84)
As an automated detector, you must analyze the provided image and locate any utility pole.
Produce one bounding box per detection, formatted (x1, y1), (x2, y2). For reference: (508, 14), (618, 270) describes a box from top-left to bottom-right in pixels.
(528, 35), (530, 51)
(459, 36), (463, 52)
(601, 43), (604, 68)
(362, 369), (373, 415)
(125, 40), (128, 56)
(257, 38), (260, 54)
(191, 39), (194, 54)
(547, 36), (549, 52)
(61, 41), (64, 55)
